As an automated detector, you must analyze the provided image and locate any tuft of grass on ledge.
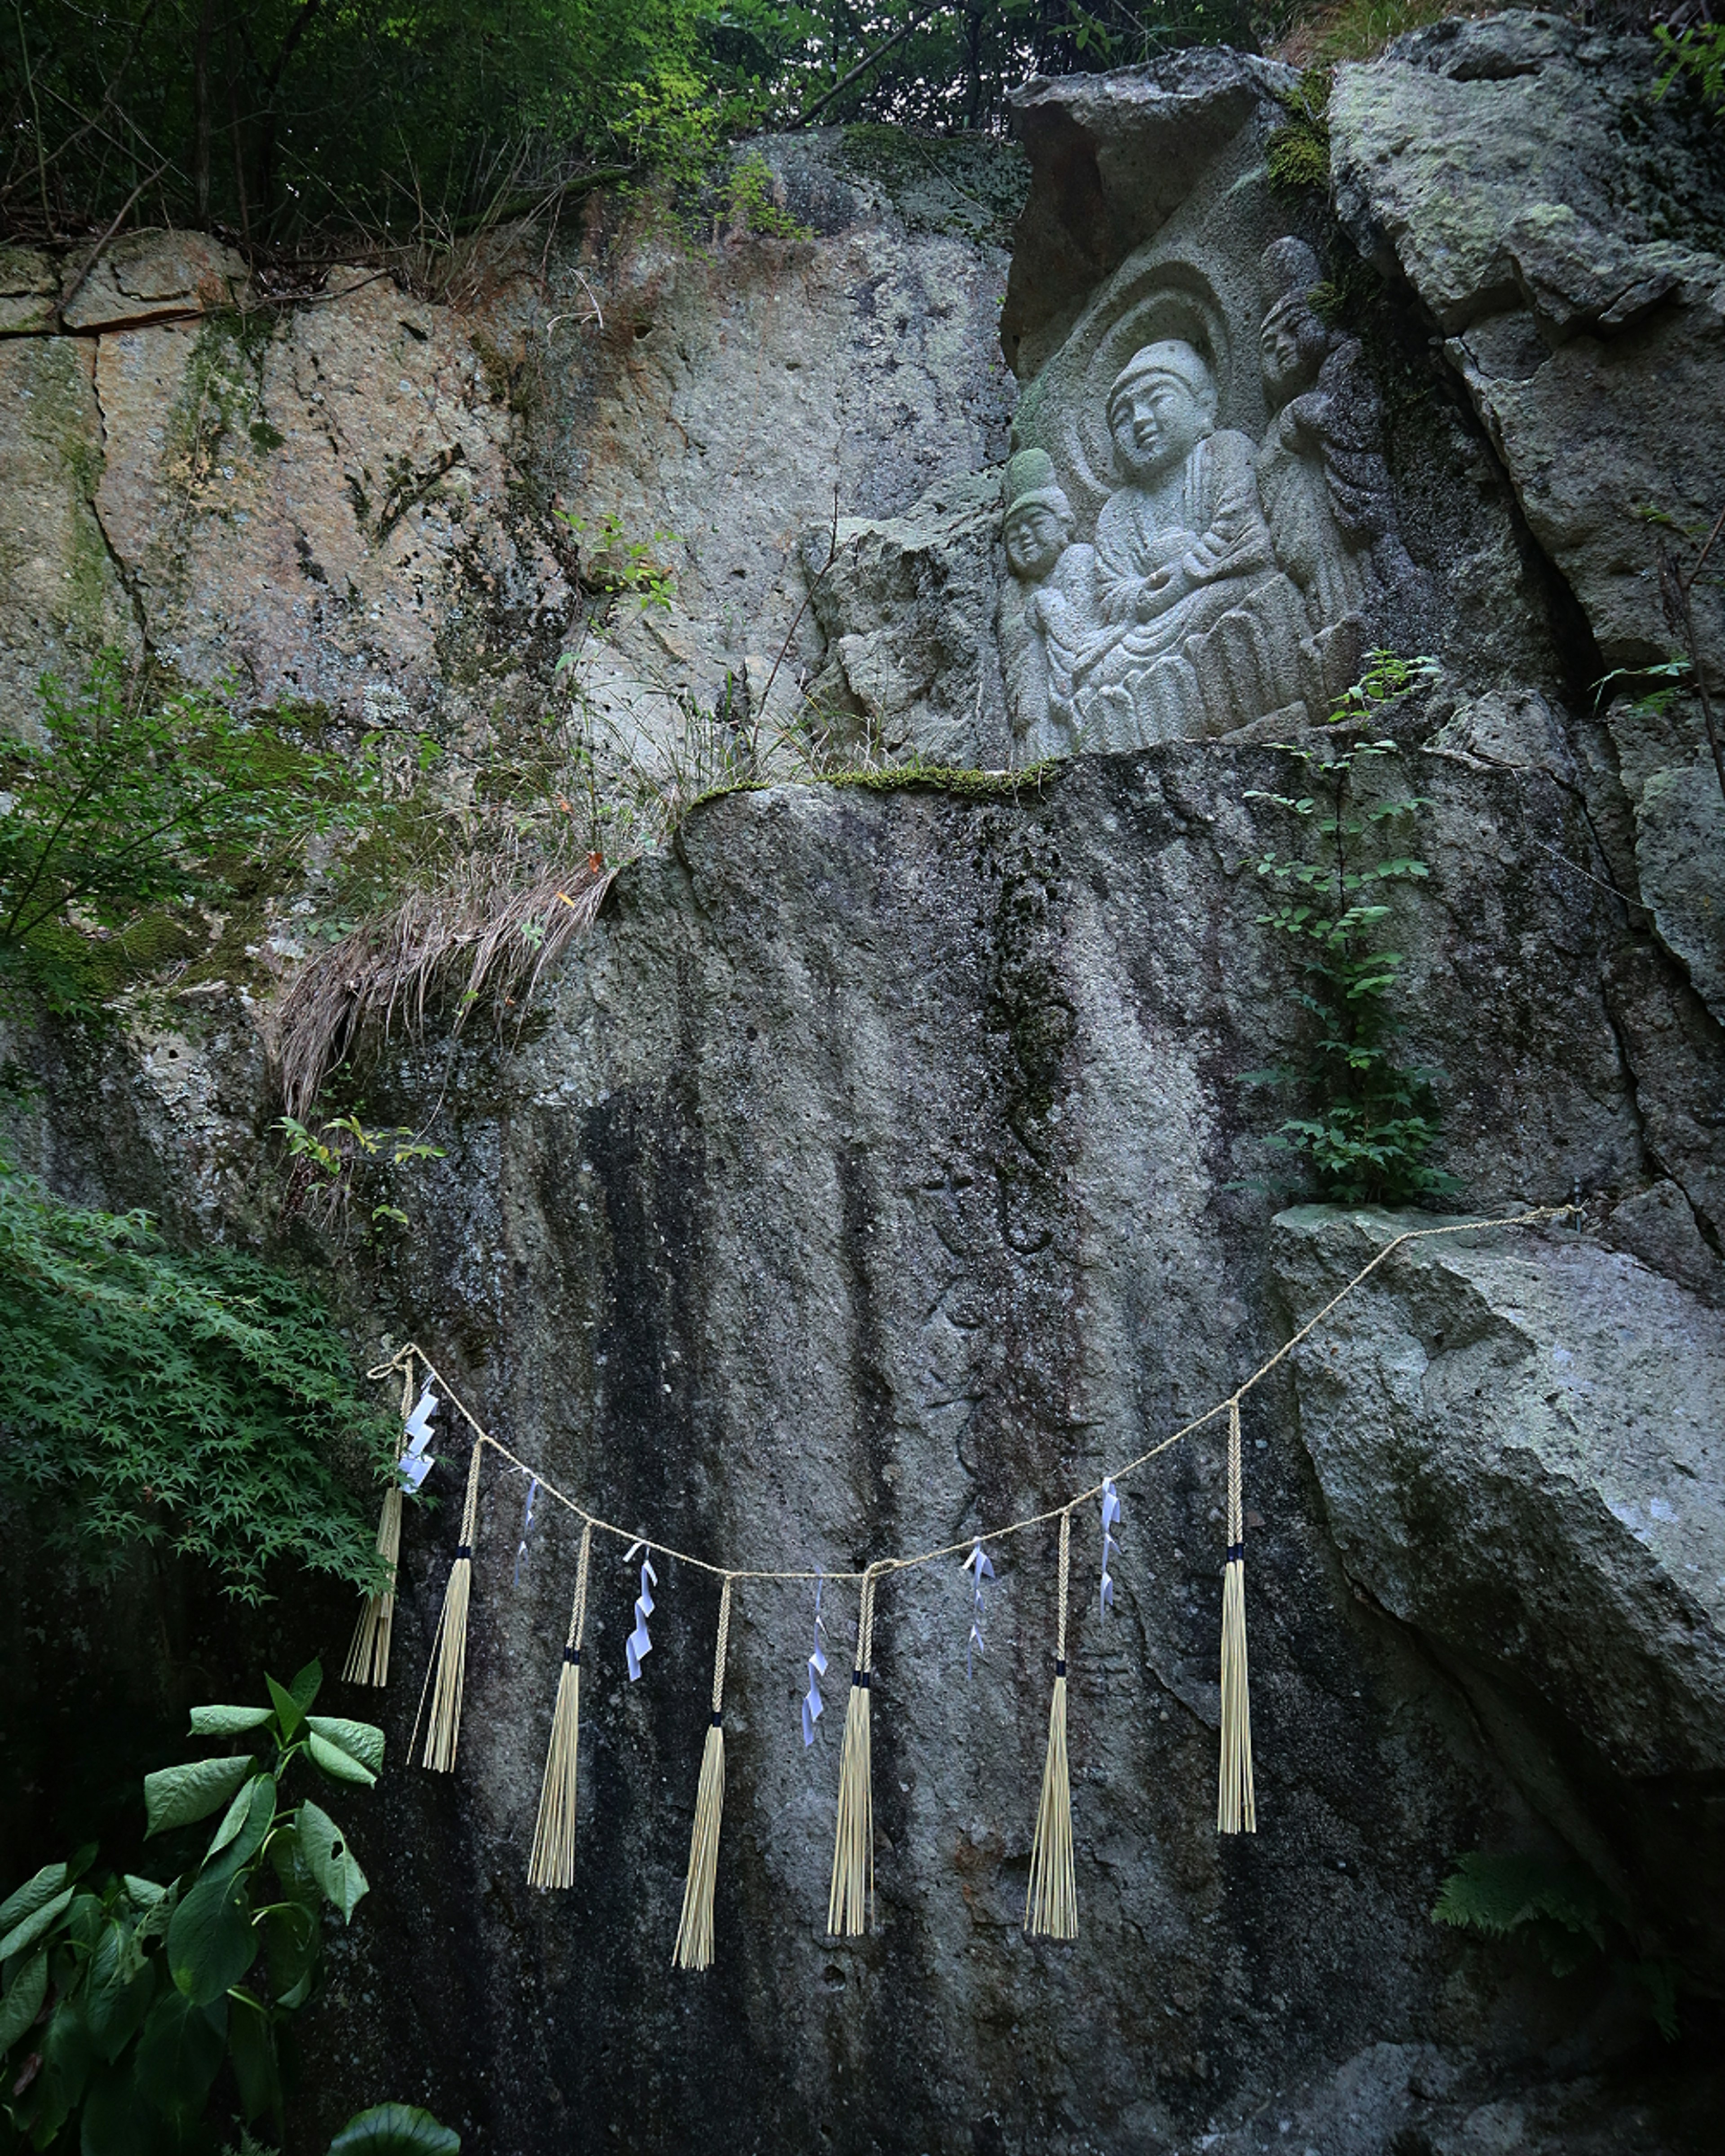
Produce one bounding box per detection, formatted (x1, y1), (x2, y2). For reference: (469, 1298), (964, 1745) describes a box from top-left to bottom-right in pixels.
(818, 758), (1064, 800)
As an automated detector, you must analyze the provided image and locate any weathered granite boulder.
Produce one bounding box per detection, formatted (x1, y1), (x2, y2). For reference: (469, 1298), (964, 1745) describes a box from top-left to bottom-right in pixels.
(1330, 12), (1725, 684)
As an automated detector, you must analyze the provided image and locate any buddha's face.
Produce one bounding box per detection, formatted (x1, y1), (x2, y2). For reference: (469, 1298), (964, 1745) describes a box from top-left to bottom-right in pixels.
(1004, 503), (1070, 579)
(1110, 374), (1212, 481)
(1260, 305), (1328, 402)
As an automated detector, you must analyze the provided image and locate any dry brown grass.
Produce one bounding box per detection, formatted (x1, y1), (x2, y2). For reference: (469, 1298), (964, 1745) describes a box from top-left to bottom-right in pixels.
(271, 850), (615, 1122)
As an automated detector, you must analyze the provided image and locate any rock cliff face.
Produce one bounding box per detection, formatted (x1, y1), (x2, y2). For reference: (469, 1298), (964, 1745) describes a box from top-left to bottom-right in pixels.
(5, 16), (1725, 2155)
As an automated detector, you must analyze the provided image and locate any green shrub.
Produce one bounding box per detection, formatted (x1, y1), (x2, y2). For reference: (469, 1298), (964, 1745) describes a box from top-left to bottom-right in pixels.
(0, 1156), (395, 1601)
(0, 1662), (381, 2150)
(1241, 652), (1459, 1206)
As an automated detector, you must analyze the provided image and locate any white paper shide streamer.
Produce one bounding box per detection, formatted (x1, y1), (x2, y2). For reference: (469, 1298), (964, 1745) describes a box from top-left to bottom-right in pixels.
(963, 1538), (994, 1679)
(1099, 1479), (1122, 1617)
(626, 1545), (658, 1681)
(801, 1573), (829, 1746)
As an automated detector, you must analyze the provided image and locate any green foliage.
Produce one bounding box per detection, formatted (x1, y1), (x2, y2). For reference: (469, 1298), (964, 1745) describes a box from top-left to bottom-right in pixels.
(823, 755), (1062, 799)
(1266, 68), (1330, 191)
(274, 1115), (446, 1234)
(4, 0), (1260, 244)
(1655, 23), (1725, 115)
(0, 653), (372, 1017)
(0, 1664), (382, 2151)
(0, 1156), (397, 1601)
(1433, 1850), (1682, 2041)
(330, 2107), (461, 2156)
(1242, 652), (1459, 1206)
(719, 150), (813, 241)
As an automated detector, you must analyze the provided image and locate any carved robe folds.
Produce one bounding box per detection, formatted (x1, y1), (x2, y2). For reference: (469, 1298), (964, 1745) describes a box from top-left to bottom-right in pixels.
(1076, 430), (1305, 749)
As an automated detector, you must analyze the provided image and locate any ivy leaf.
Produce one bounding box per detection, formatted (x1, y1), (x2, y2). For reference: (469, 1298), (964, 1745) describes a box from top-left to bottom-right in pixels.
(144, 1753), (255, 1837)
(0, 1863), (68, 1933)
(307, 1732), (377, 1787)
(133, 1988), (226, 2120)
(305, 1716), (385, 1778)
(0, 1886), (73, 1961)
(297, 1800), (368, 1922)
(167, 1868), (258, 2006)
(0, 1948), (47, 2053)
(330, 2102), (462, 2154)
(188, 1705), (274, 1738)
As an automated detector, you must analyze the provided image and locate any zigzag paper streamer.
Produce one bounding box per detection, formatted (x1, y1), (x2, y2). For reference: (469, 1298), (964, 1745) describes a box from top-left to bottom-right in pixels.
(626, 1548), (658, 1680)
(963, 1538), (994, 1679)
(801, 1573), (828, 1746)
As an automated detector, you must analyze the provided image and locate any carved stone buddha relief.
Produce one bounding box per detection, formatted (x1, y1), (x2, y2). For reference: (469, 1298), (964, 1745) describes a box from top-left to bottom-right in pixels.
(1003, 221), (1425, 758)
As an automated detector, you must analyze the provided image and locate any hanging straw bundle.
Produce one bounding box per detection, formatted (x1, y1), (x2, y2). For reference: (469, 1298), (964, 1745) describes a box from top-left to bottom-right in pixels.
(673, 1575), (734, 1970)
(1025, 1509), (1077, 1940)
(827, 1569), (878, 1937)
(1218, 1397), (1256, 1834)
(527, 1522), (593, 1888)
(344, 1366), (411, 1688)
(420, 1439), (485, 1772)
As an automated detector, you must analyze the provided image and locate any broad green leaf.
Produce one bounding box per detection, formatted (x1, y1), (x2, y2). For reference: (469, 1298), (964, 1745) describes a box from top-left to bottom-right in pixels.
(42, 1994), (94, 2108)
(76, 2059), (154, 2156)
(144, 1754), (254, 1838)
(261, 1902), (319, 2006)
(297, 1801), (368, 1922)
(0, 1885), (73, 1960)
(306, 1716), (385, 1778)
(290, 1659), (324, 1712)
(0, 1948), (47, 2052)
(86, 1923), (155, 2062)
(226, 1990), (281, 2125)
(329, 2102), (461, 2154)
(0, 1864), (68, 1932)
(188, 1705), (274, 1738)
(266, 1673), (305, 1741)
(206, 1775), (277, 1876)
(307, 1733), (376, 1788)
(133, 1988), (226, 2120)
(167, 1867), (257, 2006)
(121, 1877), (166, 1909)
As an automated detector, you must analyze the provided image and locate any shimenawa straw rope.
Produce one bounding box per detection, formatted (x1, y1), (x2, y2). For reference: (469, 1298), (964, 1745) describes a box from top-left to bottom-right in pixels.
(421, 1438), (484, 1772)
(1218, 1398), (1256, 1834)
(528, 1520), (593, 1888)
(344, 1361), (409, 1688)
(1025, 1509), (1077, 1939)
(372, 1209), (1570, 1593)
(674, 1575), (734, 1970)
(827, 1569), (877, 1936)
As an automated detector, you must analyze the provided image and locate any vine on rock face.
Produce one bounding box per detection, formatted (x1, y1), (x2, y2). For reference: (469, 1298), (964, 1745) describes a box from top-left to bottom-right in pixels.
(1242, 652), (1459, 1206)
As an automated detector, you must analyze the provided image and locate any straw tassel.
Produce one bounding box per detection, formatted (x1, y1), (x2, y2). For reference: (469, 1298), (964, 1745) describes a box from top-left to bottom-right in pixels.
(345, 1364), (416, 1689)
(421, 1438), (484, 1772)
(1218, 1398), (1256, 1834)
(1025, 1509), (1077, 1940)
(827, 1569), (877, 1937)
(673, 1576), (734, 1970)
(527, 1522), (593, 1888)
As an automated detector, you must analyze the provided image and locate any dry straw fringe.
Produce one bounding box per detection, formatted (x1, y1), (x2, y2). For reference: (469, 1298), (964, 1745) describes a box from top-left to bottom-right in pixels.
(674, 1575), (734, 1970)
(1025, 1510), (1077, 1940)
(421, 1438), (485, 1772)
(827, 1570), (877, 1937)
(528, 1522), (593, 1889)
(344, 1365), (411, 1688)
(1217, 1399), (1256, 1835)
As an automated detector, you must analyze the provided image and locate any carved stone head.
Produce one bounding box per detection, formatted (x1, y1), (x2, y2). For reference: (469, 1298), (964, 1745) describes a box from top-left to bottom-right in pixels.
(1259, 238), (1332, 409)
(1105, 340), (1217, 483)
(1002, 448), (1075, 581)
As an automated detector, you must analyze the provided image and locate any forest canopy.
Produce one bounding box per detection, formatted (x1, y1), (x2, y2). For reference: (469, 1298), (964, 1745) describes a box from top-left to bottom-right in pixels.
(2, 0), (1256, 243)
